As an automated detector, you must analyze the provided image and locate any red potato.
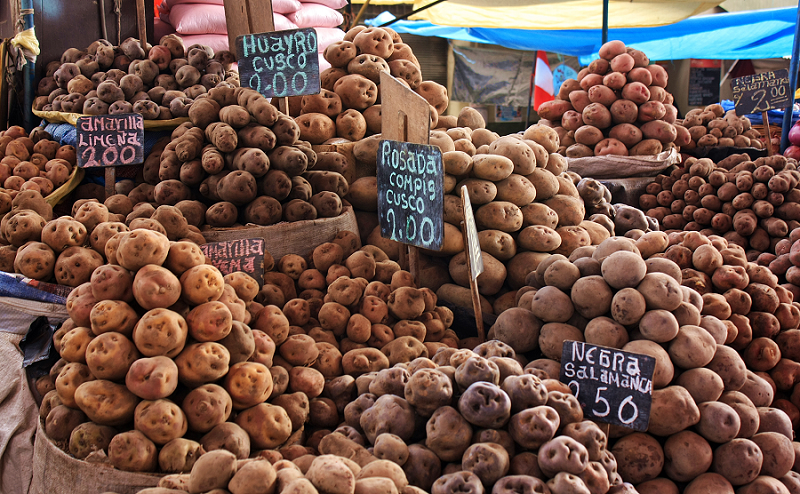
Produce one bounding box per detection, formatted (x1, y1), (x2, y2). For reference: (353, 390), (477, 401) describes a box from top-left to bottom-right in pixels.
(627, 67), (653, 86)
(603, 72), (627, 91)
(610, 99), (638, 124)
(641, 121), (677, 143)
(648, 86), (667, 103)
(568, 91), (591, 113)
(561, 111), (584, 132)
(638, 101), (667, 123)
(674, 124), (692, 147)
(587, 58), (610, 75)
(663, 104), (678, 124)
(537, 100), (574, 121)
(621, 82), (651, 105)
(609, 124), (643, 147)
(582, 103), (612, 129)
(647, 64), (669, 87)
(579, 74), (604, 91)
(610, 53), (635, 73)
(599, 40), (627, 61)
(595, 138), (628, 156)
(588, 85), (618, 107)
(574, 125), (605, 146)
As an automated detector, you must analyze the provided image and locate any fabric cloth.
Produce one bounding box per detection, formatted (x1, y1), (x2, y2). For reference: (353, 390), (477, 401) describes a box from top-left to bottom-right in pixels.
(368, 7), (798, 63)
(533, 50), (554, 112)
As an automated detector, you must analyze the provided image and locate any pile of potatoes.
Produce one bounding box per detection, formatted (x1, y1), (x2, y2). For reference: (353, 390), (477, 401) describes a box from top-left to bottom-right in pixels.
(135, 84), (350, 227)
(279, 25), (448, 146)
(35, 228), (475, 480)
(0, 125), (77, 198)
(0, 192), (208, 286)
(675, 104), (764, 151)
(537, 40), (684, 158)
(640, 153), (800, 256)
(488, 230), (800, 493)
(34, 35), (238, 119)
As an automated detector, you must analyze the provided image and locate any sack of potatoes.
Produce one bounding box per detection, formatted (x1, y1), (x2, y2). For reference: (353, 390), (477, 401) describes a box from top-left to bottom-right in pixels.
(676, 104), (764, 151)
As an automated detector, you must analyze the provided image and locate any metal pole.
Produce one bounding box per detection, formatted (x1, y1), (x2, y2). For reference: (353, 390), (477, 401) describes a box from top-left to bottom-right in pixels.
(525, 55), (536, 128)
(781, 4), (800, 153)
(21, 0), (35, 132)
(602, 0), (609, 44)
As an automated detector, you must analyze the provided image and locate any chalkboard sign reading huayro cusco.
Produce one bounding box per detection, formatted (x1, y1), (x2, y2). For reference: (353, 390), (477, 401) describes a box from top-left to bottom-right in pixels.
(236, 28), (320, 98)
(199, 238), (266, 285)
(76, 114), (144, 168)
(560, 341), (655, 431)
(377, 140), (443, 251)
(731, 69), (791, 116)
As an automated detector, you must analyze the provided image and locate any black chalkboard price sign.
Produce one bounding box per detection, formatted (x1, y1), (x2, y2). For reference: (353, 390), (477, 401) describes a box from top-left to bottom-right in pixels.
(199, 238), (267, 285)
(236, 28), (321, 99)
(560, 340), (655, 431)
(76, 113), (144, 168)
(377, 140), (444, 251)
(731, 69), (791, 116)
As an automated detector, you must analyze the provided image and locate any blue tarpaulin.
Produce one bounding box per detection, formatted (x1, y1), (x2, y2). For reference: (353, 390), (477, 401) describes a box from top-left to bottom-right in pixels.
(369, 7), (798, 64)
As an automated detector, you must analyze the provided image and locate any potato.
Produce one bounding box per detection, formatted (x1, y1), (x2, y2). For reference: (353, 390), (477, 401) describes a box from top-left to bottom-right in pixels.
(134, 398), (188, 445)
(235, 402), (292, 449)
(108, 430), (158, 472)
(75, 379), (139, 426)
(200, 421), (251, 459)
(126, 356), (180, 400)
(116, 229), (170, 271)
(188, 449), (238, 493)
(611, 432), (663, 484)
(133, 308), (188, 358)
(711, 438), (763, 486)
(69, 422), (117, 460)
(85, 331), (139, 381)
(159, 438), (204, 474)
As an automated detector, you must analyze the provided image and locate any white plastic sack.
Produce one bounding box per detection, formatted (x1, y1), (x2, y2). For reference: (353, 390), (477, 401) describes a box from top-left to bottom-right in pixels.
(287, 3), (344, 28)
(0, 297), (67, 494)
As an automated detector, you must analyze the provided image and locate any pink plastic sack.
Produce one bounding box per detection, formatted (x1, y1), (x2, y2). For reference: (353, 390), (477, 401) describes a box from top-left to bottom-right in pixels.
(316, 27), (345, 53)
(274, 13), (300, 31)
(154, 18), (177, 40)
(305, 0), (348, 9)
(273, 0), (303, 14)
(177, 33), (230, 54)
(170, 4), (228, 35)
(287, 3), (344, 28)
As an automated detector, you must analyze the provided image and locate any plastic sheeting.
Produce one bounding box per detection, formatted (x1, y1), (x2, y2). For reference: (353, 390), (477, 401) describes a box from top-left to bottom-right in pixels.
(452, 45), (534, 107)
(369, 7), (798, 63)
(409, 0), (722, 30)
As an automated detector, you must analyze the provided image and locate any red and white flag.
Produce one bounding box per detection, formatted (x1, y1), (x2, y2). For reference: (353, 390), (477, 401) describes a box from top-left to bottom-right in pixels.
(533, 50), (554, 111)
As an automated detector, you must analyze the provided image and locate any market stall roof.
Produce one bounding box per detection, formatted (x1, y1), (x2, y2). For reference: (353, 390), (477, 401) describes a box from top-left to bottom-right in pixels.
(368, 6), (797, 63)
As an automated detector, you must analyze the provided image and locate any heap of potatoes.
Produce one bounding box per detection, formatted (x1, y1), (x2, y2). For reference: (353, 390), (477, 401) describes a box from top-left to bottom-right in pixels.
(488, 229), (800, 493)
(0, 125), (77, 198)
(640, 153), (800, 256)
(134, 84), (349, 228)
(281, 25), (449, 146)
(0, 191), (208, 286)
(537, 40), (685, 158)
(34, 35), (238, 119)
(675, 104), (764, 151)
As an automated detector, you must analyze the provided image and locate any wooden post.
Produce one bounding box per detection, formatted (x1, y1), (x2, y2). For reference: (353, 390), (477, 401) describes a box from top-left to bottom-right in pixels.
(224, 0), (276, 58)
(763, 111), (774, 155)
(135, 0), (147, 48)
(105, 168), (115, 200)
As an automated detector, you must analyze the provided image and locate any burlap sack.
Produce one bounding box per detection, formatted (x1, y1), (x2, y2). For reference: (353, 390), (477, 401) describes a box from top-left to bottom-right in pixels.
(0, 297), (68, 494)
(30, 422), (161, 494)
(566, 148), (680, 179)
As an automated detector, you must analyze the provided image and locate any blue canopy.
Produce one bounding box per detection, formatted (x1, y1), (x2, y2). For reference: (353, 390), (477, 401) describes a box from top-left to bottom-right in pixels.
(368, 7), (798, 63)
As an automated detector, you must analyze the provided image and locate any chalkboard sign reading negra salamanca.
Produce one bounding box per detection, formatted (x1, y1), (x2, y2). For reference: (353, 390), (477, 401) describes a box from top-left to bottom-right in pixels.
(236, 28), (320, 99)
(76, 114), (144, 168)
(732, 69), (791, 116)
(377, 140), (443, 251)
(560, 340), (655, 432)
(199, 238), (266, 286)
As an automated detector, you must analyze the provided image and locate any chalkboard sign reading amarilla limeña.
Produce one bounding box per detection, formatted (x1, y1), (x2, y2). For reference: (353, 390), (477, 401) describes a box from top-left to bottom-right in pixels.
(236, 28), (320, 99)
(199, 238), (267, 285)
(377, 140), (443, 251)
(560, 340), (655, 431)
(732, 69), (791, 116)
(76, 113), (144, 168)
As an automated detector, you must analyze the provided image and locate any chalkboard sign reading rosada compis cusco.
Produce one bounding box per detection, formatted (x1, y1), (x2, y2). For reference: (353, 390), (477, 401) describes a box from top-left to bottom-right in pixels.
(236, 28), (320, 99)
(560, 340), (655, 432)
(199, 238), (266, 285)
(377, 140), (443, 251)
(732, 69), (791, 116)
(76, 113), (144, 168)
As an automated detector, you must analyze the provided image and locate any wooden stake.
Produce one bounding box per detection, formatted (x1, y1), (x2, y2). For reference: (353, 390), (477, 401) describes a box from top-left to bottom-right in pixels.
(461, 220), (484, 342)
(105, 167), (115, 201)
(135, 0), (147, 48)
(763, 111), (774, 155)
(408, 245), (420, 287)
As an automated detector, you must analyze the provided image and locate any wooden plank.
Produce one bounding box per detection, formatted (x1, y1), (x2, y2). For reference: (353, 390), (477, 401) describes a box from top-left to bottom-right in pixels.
(380, 72), (430, 143)
(225, 0), (276, 59)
